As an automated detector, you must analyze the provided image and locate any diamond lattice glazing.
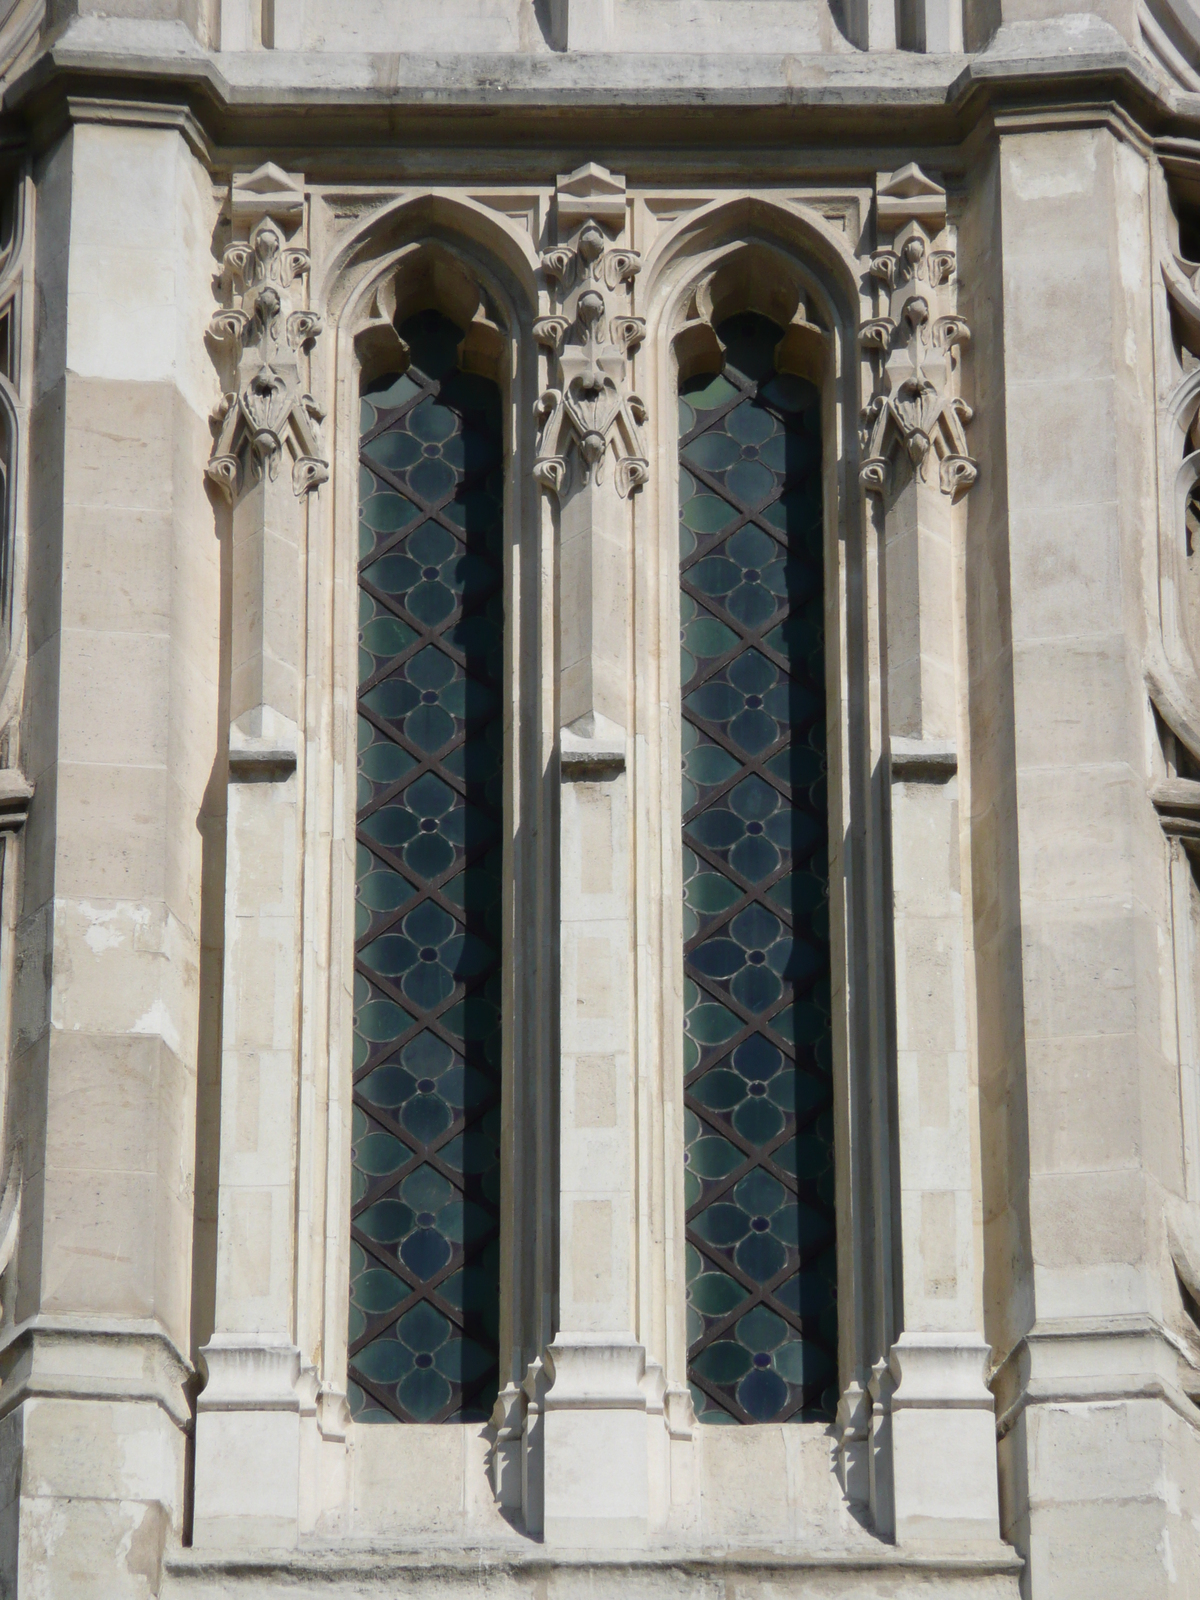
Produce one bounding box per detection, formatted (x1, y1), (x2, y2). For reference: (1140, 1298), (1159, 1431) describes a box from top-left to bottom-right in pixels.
(680, 313), (837, 1425)
(350, 311), (504, 1424)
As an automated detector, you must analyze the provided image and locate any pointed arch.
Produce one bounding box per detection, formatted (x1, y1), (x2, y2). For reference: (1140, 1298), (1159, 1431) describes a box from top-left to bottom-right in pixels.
(312, 186), (548, 1439)
(635, 193), (891, 1445)
(640, 193), (865, 351)
(321, 190), (541, 344)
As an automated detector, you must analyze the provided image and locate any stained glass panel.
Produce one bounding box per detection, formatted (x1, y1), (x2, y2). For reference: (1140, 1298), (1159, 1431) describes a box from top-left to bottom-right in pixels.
(681, 313), (837, 1425)
(350, 310), (504, 1424)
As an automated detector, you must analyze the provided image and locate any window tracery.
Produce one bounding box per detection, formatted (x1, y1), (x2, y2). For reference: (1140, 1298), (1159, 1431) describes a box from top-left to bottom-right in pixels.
(349, 308), (506, 1425)
(679, 311), (838, 1424)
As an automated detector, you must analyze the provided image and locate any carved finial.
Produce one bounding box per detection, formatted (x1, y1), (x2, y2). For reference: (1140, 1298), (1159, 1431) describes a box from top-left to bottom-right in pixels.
(230, 162), (305, 229)
(555, 162), (628, 233)
(876, 163), (947, 233)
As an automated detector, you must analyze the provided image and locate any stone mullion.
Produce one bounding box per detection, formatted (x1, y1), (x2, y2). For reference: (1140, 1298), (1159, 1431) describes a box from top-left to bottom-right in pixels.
(528, 165), (657, 1547)
(195, 174), (330, 1551)
(852, 165), (996, 1549)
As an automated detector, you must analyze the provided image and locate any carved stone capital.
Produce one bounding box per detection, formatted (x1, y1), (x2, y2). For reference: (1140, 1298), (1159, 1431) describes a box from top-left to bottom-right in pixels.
(860, 167), (975, 502)
(205, 166), (328, 501)
(533, 163), (648, 501)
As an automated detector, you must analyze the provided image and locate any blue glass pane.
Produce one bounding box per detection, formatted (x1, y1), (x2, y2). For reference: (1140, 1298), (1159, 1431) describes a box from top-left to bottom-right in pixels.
(681, 313), (836, 1425)
(350, 311), (504, 1425)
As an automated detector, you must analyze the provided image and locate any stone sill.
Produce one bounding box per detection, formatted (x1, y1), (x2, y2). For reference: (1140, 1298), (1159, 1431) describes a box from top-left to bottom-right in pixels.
(167, 1541), (1023, 1580)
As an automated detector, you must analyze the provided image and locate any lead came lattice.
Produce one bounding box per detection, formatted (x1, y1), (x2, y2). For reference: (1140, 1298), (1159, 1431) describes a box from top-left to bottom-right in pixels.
(680, 313), (838, 1425)
(349, 311), (505, 1425)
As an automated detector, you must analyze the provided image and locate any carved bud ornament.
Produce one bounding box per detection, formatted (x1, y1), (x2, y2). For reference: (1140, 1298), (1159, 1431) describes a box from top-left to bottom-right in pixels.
(534, 216), (649, 499)
(859, 188), (976, 501)
(206, 214), (328, 501)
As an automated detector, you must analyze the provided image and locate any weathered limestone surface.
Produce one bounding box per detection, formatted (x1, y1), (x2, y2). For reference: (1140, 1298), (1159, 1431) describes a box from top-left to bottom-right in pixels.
(0, 0), (1196, 1596)
(1, 117), (219, 1599)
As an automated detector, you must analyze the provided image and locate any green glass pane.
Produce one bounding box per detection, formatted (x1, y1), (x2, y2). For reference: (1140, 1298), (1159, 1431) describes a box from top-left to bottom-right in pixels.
(681, 313), (835, 1425)
(352, 1269), (408, 1315)
(361, 493), (421, 535)
(352, 310), (503, 1424)
(689, 1269), (744, 1317)
(683, 432), (742, 473)
(688, 1134), (742, 1180)
(685, 873), (741, 917)
(365, 370), (422, 410)
(363, 430), (422, 472)
(682, 494), (738, 535)
(693, 1340), (753, 1384)
(725, 458), (775, 506)
(355, 1339), (413, 1384)
(725, 402), (776, 447)
(684, 616), (738, 664)
(361, 616), (418, 658)
(682, 371), (740, 411)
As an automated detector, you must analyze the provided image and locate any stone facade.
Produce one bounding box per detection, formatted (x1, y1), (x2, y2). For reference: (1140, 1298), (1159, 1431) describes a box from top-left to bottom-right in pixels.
(0, 1), (1197, 1596)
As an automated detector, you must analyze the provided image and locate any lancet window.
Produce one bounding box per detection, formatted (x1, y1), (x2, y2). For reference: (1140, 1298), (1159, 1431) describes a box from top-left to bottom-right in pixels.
(679, 312), (838, 1424)
(348, 309), (505, 1425)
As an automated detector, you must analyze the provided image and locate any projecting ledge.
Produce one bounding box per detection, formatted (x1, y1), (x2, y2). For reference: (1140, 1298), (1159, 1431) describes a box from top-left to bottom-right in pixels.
(559, 715), (626, 781)
(164, 1541), (1025, 1593)
(889, 738), (957, 783)
(0, 766), (33, 829)
(1151, 777), (1200, 839)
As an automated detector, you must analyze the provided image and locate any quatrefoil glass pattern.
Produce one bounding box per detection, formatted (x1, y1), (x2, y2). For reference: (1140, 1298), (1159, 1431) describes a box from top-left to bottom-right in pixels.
(350, 310), (504, 1425)
(681, 313), (837, 1425)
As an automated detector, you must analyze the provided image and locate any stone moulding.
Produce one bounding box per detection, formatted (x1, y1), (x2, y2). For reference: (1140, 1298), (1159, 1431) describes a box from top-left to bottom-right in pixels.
(560, 719), (626, 779)
(206, 210), (329, 502)
(890, 735), (958, 782)
(1151, 776), (1200, 839)
(228, 743), (298, 782)
(1164, 250), (1200, 352)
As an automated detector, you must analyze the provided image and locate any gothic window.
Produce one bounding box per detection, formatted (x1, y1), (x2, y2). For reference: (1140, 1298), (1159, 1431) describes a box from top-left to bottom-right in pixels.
(679, 312), (838, 1424)
(349, 310), (505, 1424)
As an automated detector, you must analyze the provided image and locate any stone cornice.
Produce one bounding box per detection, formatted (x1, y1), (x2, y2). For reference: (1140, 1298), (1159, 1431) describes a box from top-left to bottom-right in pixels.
(166, 1543), (1025, 1583)
(990, 1313), (1200, 1443)
(2, 17), (1200, 166)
